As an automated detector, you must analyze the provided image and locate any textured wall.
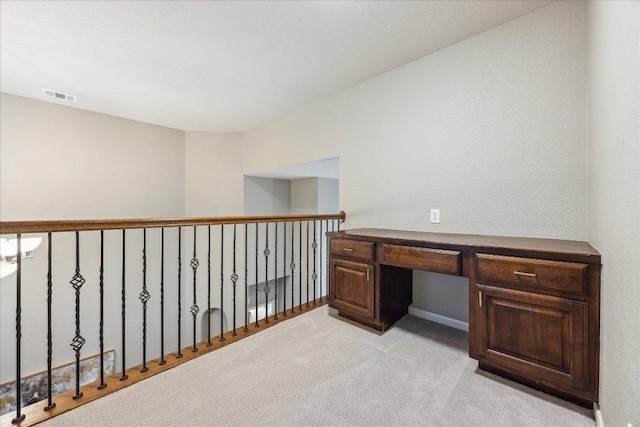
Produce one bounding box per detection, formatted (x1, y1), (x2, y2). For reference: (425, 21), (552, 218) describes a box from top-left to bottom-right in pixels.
(0, 93), (185, 382)
(243, 2), (588, 319)
(185, 132), (244, 216)
(0, 93), (185, 220)
(587, 2), (640, 426)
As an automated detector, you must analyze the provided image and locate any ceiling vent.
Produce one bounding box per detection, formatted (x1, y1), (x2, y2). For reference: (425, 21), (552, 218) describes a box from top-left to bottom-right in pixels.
(42, 89), (76, 102)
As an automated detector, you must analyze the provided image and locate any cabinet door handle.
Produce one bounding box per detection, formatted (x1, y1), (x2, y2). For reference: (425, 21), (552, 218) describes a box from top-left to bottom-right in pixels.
(366, 269), (370, 281)
(343, 248), (354, 252)
(514, 271), (537, 278)
(479, 290), (482, 307)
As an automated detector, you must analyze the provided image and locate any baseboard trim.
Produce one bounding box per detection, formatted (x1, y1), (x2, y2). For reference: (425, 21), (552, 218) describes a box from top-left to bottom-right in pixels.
(408, 306), (469, 332)
(594, 403), (604, 427)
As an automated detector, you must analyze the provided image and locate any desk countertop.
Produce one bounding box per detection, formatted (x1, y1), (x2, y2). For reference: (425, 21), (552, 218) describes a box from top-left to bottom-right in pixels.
(327, 228), (601, 263)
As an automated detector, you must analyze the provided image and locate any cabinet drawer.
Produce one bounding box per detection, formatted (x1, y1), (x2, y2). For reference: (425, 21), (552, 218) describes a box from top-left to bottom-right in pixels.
(382, 244), (461, 276)
(476, 254), (587, 295)
(331, 239), (375, 262)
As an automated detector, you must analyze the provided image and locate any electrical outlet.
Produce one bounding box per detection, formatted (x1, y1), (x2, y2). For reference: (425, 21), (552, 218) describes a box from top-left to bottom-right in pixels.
(430, 209), (440, 224)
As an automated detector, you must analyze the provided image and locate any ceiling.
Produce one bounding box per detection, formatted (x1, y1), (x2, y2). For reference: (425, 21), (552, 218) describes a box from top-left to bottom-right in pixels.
(0, 1), (552, 132)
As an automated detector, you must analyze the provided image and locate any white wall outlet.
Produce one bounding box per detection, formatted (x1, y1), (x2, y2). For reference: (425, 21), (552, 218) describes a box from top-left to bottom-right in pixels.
(430, 209), (440, 224)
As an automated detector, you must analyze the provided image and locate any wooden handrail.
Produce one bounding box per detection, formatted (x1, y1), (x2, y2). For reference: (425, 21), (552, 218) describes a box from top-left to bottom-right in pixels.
(0, 211), (345, 234)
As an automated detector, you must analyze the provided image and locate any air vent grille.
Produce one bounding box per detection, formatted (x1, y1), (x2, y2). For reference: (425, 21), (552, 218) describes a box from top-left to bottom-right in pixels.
(42, 89), (76, 102)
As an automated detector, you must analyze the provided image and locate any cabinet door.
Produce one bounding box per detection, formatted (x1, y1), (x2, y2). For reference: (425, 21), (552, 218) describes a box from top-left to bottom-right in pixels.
(330, 258), (375, 320)
(477, 285), (587, 393)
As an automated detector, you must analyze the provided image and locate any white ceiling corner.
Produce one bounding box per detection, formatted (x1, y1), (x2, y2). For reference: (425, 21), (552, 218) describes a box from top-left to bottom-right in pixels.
(0, 1), (553, 132)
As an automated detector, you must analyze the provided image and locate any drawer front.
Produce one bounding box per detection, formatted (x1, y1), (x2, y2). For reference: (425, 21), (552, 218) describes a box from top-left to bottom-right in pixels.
(331, 239), (375, 262)
(476, 254), (587, 295)
(382, 244), (461, 276)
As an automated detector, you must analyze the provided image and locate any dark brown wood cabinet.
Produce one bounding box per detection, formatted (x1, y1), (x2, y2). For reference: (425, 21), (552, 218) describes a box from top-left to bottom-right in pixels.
(477, 285), (588, 395)
(327, 228), (601, 407)
(330, 258), (375, 320)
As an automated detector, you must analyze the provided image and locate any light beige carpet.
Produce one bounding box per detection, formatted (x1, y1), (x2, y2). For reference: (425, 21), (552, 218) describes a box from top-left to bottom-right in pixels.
(42, 306), (594, 426)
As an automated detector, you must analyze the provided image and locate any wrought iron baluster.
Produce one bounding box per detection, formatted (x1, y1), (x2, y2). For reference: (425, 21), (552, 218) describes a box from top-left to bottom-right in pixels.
(244, 224), (249, 332)
(120, 230), (128, 380)
(220, 225), (225, 341)
(141, 228), (151, 370)
(327, 220), (332, 300)
(313, 221), (317, 305)
(98, 230), (107, 388)
(306, 221), (310, 308)
(282, 222), (287, 317)
(274, 222), (278, 320)
(319, 220), (324, 303)
(70, 231), (85, 399)
(254, 223), (259, 327)
(264, 222), (270, 324)
(159, 228), (166, 365)
(290, 222), (295, 314)
(176, 227), (183, 359)
(45, 232), (57, 408)
(299, 221), (302, 310)
(190, 226), (199, 352)
(12, 234), (25, 424)
(207, 226), (212, 346)
(231, 224), (238, 335)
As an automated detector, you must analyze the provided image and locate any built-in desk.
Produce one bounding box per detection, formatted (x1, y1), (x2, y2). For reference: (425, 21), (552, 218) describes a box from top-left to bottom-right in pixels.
(326, 228), (601, 407)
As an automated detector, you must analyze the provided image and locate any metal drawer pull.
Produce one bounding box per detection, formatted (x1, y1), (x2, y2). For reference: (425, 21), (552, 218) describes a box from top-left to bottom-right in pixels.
(343, 248), (354, 252)
(514, 271), (537, 278)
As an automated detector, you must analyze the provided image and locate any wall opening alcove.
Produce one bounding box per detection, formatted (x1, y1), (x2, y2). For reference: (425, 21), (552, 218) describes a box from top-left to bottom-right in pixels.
(201, 308), (228, 341)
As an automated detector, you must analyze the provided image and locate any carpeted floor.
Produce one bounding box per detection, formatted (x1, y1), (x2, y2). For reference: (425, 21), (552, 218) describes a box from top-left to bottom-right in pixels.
(42, 306), (594, 426)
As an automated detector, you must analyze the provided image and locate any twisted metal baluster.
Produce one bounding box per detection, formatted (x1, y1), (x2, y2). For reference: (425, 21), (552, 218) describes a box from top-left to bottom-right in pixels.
(263, 222), (270, 324)
(312, 221), (317, 305)
(282, 222), (287, 317)
(45, 232), (58, 408)
(120, 230), (128, 380)
(244, 224), (249, 332)
(190, 226), (199, 352)
(141, 228), (151, 370)
(98, 231), (107, 388)
(220, 225), (225, 341)
(306, 221), (310, 308)
(207, 226), (212, 346)
(254, 223), (259, 327)
(319, 220), (324, 303)
(231, 224), (238, 336)
(70, 231), (86, 399)
(12, 235), (25, 424)
(299, 221), (302, 310)
(290, 222), (295, 314)
(159, 228), (166, 365)
(273, 222), (278, 320)
(176, 227), (183, 359)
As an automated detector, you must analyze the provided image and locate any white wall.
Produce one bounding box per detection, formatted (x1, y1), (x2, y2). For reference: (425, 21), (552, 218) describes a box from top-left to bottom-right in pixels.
(316, 178), (339, 214)
(587, 2), (640, 426)
(0, 93), (185, 220)
(290, 178), (318, 215)
(243, 176), (290, 216)
(0, 93), (185, 381)
(243, 2), (588, 318)
(185, 132), (243, 216)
